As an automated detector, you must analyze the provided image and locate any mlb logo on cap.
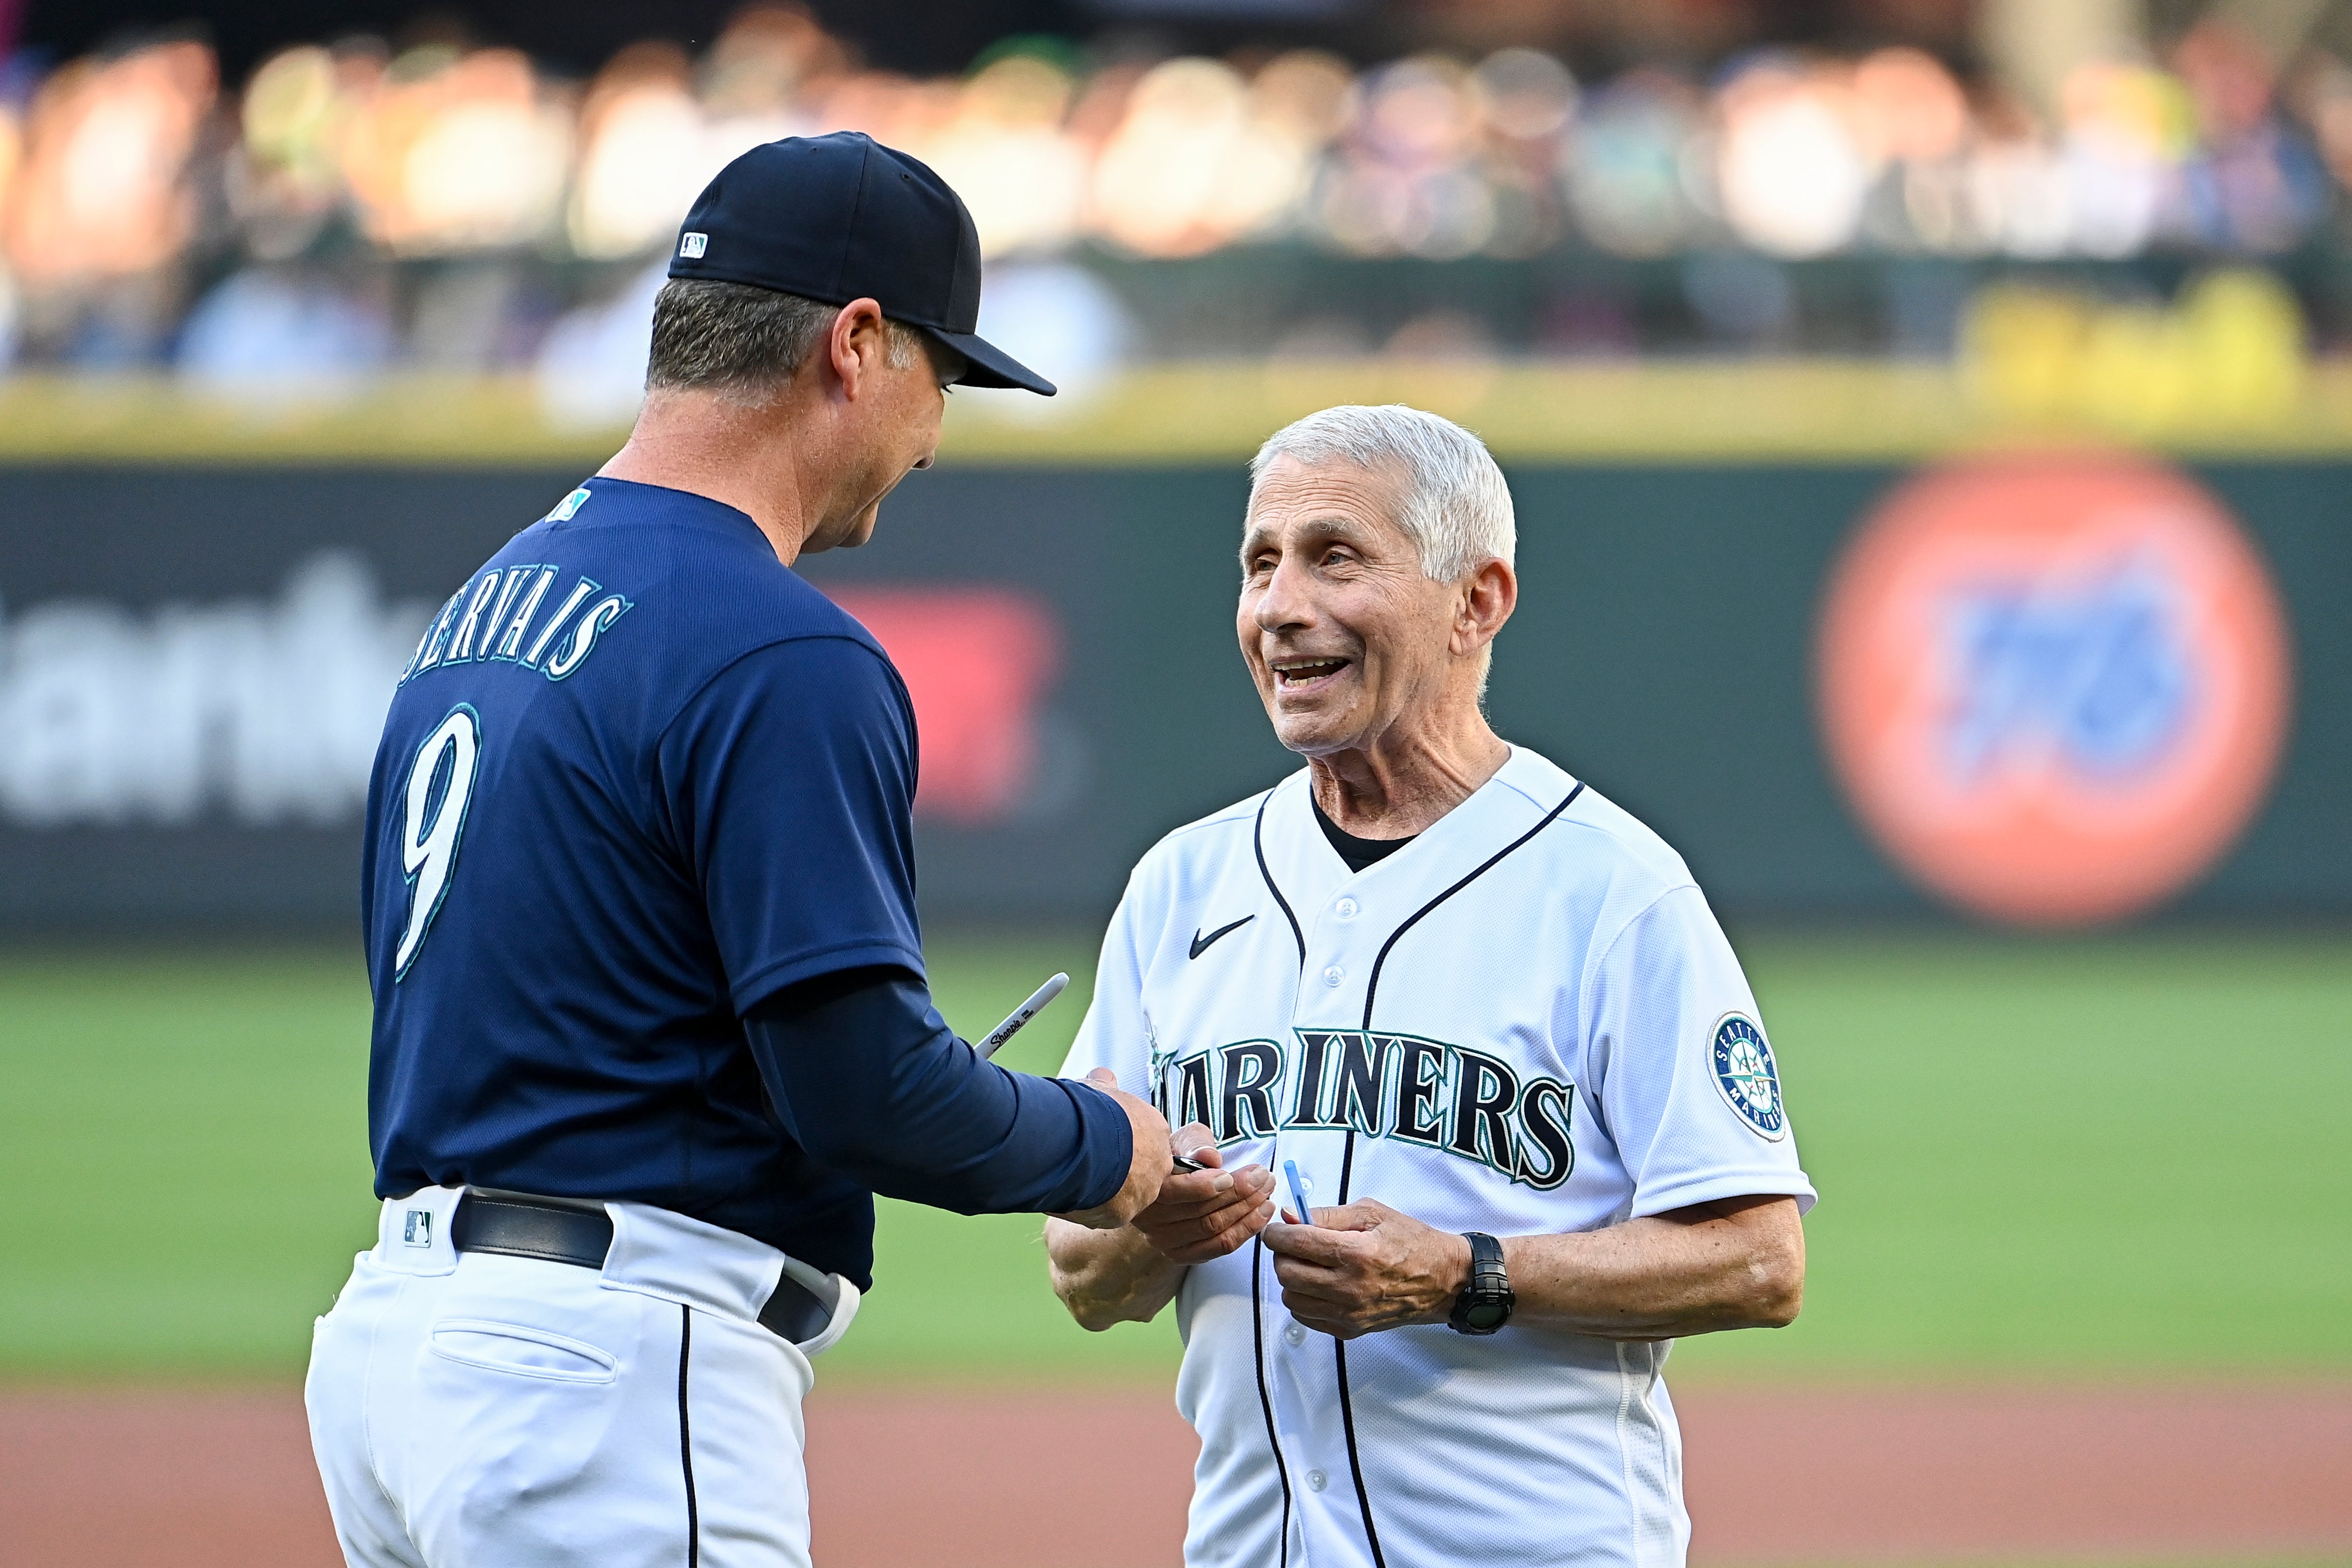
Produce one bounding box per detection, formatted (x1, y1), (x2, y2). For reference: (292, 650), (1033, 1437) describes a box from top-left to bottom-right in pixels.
(677, 232), (709, 259)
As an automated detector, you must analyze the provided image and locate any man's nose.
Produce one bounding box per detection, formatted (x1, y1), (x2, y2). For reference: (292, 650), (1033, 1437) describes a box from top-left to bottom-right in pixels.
(1255, 554), (1314, 632)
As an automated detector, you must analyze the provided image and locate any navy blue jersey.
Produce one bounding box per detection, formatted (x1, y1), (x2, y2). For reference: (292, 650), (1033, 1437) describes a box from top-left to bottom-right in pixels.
(363, 477), (933, 1278)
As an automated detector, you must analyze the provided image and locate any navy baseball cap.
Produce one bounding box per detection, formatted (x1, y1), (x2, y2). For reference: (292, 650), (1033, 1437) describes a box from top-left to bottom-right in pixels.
(666, 131), (1054, 395)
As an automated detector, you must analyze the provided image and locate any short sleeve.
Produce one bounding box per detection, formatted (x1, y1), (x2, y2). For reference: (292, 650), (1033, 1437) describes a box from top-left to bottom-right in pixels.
(657, 636), (925, 1014)
(1059, 867), (1154, 1095)
(1583, 885), (1816, 1219)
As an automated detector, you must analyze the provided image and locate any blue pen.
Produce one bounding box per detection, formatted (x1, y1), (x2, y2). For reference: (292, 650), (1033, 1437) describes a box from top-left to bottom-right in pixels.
(1282, 1159), (1315, 1226)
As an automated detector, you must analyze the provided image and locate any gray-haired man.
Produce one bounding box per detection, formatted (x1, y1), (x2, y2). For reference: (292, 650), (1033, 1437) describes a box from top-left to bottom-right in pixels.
(1047, 404), (1815, 1568)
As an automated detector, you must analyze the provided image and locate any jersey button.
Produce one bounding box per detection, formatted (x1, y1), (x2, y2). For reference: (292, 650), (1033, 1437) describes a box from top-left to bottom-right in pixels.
(1307, 1470), (1328, 1492)
(1334, 897), (1359, 920)
(1321, 964), (1344, 987)
(1283, 1322), (1306, 1346)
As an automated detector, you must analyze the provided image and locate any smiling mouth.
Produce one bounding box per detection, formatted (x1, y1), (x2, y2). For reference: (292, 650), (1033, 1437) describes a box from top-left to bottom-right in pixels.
(1271, 657), (1352, 690)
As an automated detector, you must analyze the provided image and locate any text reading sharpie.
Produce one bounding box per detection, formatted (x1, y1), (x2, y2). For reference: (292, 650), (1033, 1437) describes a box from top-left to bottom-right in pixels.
(974, 973), (1067, 1061)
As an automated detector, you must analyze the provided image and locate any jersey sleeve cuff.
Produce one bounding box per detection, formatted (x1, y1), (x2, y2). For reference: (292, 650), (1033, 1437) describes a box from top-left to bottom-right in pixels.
(1057, 1076), (1136, 1213)
(1628, 1170), (1818, 1220)
(730, 939), (929, 1017)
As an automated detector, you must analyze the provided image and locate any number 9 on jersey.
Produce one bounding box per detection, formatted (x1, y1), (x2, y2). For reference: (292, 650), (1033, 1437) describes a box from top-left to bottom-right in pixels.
(395, 705), (483, 979)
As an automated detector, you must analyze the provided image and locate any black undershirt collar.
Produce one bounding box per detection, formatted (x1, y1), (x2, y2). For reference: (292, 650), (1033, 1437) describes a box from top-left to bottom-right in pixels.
(1310, 795), (1417, 874)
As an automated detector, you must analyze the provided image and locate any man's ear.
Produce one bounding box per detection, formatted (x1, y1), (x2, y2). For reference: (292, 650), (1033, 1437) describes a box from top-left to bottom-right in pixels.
(1456, 558), (1517, 654)
(827, 298), (888, 400)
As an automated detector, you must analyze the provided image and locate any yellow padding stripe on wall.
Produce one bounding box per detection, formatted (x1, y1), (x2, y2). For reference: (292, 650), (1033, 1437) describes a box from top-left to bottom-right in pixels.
(8, 361), (2352, 466)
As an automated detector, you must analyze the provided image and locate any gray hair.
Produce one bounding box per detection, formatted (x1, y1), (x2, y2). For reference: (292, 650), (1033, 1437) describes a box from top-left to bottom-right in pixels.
(1248, 404), (1516, 582)
(645, 278), (925, 405)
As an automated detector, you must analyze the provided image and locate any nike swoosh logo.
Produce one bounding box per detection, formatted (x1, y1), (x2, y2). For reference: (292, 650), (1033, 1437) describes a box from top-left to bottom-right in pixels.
(1189, 916), (1256, 960)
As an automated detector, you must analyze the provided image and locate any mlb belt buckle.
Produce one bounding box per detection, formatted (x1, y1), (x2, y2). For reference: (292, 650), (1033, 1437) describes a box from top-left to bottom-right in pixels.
(450, 1188), (832, 1345)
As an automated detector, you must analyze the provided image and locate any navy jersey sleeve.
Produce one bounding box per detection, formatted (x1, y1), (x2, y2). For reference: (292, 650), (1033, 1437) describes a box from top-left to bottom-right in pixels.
(745, 968), (1132, 1216)
(657, 635), (925, 1012)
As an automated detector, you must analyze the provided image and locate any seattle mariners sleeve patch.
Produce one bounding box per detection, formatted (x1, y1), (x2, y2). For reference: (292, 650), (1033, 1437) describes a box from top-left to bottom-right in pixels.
(1710, 1014), (1787, 1140)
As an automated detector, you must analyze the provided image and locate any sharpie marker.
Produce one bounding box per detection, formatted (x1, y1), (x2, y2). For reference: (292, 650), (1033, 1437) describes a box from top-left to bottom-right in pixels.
(1282, 1159), (1315, 1226)
(974, 973), (1068, 1061)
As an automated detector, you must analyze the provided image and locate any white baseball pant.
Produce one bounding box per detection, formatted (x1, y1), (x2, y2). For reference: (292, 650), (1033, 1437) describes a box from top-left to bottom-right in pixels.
(306, 1186), (859, 1568)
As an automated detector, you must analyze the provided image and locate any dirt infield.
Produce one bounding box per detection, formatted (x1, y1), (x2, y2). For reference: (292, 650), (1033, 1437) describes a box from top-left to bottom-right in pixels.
(4, 1380), (2347, 1568)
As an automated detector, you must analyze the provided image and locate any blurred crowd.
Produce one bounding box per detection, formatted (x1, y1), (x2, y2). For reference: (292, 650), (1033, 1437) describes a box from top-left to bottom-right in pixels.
(0, 5), (2345, 389)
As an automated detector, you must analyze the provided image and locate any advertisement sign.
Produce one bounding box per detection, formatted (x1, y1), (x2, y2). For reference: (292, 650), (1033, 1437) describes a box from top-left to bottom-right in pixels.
(0, 552), (430, 830)
(832, 589), (1064, 826)
(1815, 455), (2293, 925)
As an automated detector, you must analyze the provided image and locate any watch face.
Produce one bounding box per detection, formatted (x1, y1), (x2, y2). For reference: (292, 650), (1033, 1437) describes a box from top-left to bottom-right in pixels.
(1465, 1299), (1509, 1330)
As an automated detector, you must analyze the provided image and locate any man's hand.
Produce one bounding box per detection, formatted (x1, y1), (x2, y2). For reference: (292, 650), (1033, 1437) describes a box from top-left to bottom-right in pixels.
(1129, 1127), (1277, 1265)
(1262, 1197), (1471, 1340)
(1045, 1119), (1271, 1329)
(1052, 1069), (1174, 1230)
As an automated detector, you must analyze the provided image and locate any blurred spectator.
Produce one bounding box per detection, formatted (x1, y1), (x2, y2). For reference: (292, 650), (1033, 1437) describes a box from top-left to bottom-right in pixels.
(1473, 48), (1575, 257)
(1320, 55), (1495, 258)
(1089, 54), (1337, 257)
(0, 94), (14, 369)
(1715, 57), (1872, 258)
(924, 52), (1087, 257)
(2054, 62), (2175, 258)
(972, 259), (1135, 403)
(338, 46), (570, 254)
(1561, 71), (1705, 257)
(534, 257), (665, 431)
(2170, 22), (2328, 254)
(699, 3), (845, 121)
(0, 88), (21, 234)
(0, 262), (17, 372)
(4, 40), (213, 286)
(409, 260), (551, 369)
(177, 264), (392, 395)
(230, 44), (370, 261)
(567, 43), (707, 260)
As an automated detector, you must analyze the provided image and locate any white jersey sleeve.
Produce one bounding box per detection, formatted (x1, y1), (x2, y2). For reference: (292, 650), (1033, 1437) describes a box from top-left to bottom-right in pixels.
(1584, 884), (1816, 1219)
(1059, 865), (1157, 1095)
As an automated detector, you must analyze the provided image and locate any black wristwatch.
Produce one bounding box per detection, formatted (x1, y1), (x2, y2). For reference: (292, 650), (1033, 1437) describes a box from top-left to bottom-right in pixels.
(1447, 1232), (1514, 1335)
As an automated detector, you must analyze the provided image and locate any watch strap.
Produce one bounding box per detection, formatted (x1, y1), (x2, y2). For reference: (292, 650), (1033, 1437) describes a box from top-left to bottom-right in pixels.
(1448, 1231), (1513, 1335)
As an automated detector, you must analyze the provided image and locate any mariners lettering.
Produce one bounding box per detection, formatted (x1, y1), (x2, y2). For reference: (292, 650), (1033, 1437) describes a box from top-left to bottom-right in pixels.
(1157, 1031), (1576, 1190)
(400, 567), (633, 687)
(1218, 1040), (1283, 1139)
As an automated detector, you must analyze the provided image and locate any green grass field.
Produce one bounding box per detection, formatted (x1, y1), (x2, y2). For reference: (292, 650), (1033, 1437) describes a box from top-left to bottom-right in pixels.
(0, 931), (2346, 1383)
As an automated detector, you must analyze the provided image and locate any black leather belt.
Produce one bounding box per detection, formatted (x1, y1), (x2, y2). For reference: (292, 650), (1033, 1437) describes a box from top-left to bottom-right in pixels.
(450, 1188), (833, 1345)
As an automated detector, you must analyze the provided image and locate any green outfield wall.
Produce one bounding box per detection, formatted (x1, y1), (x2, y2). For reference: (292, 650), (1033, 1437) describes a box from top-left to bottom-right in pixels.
(0, 454), (2345, 931)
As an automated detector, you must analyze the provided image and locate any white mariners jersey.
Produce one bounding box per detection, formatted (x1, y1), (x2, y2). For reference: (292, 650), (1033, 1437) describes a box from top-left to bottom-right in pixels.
(1062, 747), (1815, 1568)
